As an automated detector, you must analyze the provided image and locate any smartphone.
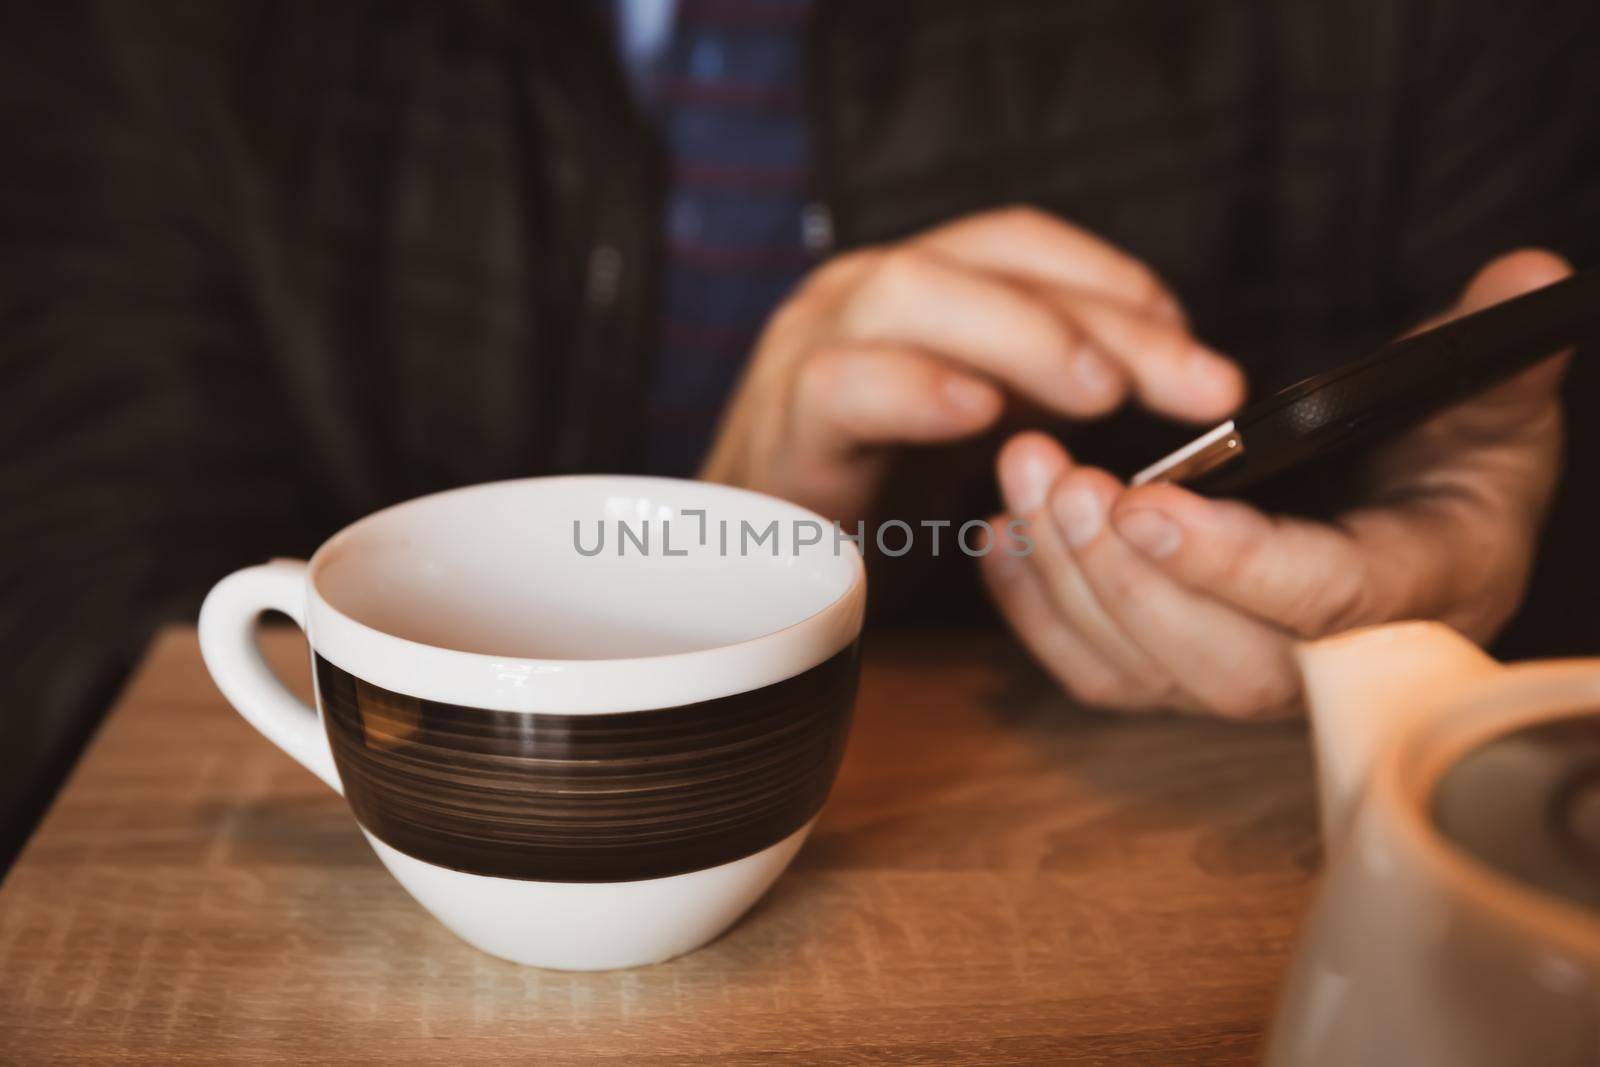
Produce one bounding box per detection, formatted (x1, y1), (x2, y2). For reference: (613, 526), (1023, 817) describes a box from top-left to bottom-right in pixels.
(1131, 270), (1600, 495)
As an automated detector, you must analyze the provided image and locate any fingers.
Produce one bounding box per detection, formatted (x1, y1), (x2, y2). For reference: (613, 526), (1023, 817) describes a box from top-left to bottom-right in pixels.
(994, 434), (1189, 711)
(1029, 285), (1245, 422)
(1095, 249), (1576, 653)
(978, 528), (1134, 711)
(839, 247), (1127, 417)
(1109, 467), (1536, 647)
(1402, 249), (1574, 340)
(1406, 248), (1574, 413)
(977, 247), (1574, 721)
(792, 344), (1005, 457)
(1455, 248), (1572, 318)
(913, 205), (1244, 421)
(996, 429), (1073, 518)
(1027, 485), (1182, 706)
(1110, 475), (1489, 647)
(986, 433), (1298, 718)
(915, 205), (1184, 318)
(1050, 468), (1302, 719)
(836, 243), (1243, 422)
(1107, 482), (1380, 638)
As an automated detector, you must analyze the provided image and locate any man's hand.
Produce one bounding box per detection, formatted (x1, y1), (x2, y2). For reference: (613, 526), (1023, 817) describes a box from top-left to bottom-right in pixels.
(981, 249), (1571, 720)
(700, 206), (1244, 525)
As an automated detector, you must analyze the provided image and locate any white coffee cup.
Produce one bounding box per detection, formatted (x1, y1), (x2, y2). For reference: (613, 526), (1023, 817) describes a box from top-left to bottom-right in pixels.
(199, 476), (866, 970)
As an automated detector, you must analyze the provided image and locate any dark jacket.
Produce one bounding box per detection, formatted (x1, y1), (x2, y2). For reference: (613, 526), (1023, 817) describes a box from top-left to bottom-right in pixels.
(2, 0), (1598, 858)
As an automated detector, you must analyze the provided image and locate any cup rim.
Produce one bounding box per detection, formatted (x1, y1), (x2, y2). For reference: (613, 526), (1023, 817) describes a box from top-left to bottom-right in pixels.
(301, 475), (867, 714)
(1379, 663), (1600, 957)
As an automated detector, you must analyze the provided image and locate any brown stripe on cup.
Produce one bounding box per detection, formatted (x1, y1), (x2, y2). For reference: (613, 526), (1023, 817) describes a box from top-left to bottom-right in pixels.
(315, 645), (859, 882)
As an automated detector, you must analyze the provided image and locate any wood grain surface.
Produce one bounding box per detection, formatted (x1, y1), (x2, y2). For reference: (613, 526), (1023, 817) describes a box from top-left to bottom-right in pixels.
(0, 626), (1317, 1065)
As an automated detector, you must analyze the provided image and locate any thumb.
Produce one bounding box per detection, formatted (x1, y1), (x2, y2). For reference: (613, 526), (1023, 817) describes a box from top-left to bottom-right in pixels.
(1449, 247), (1572, 320)
(1388, 249), (1574, 448)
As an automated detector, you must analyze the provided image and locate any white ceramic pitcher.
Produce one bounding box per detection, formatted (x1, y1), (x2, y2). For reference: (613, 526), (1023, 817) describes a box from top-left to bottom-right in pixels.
(1267, 621), (1600, 1066)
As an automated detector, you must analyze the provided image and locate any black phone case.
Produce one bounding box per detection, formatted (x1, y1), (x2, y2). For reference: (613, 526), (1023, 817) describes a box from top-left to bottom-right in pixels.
(1179, 271), (1600, 496)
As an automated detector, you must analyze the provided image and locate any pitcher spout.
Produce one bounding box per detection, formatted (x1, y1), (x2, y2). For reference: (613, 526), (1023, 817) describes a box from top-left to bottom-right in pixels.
(1295, 621), (1499, 849)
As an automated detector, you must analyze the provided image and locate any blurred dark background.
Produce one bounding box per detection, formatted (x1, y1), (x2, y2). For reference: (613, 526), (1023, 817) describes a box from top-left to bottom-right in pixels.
(2, 0), (1598, 871)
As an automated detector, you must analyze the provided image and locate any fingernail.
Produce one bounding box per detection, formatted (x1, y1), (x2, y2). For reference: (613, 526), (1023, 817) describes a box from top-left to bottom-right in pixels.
(986, 545), (1022, 579)
(1053, 485), (1103, 549)
(1187, 346), (1227, 377)
(1115, 509), (1182, 559)
(1188, 349), (1242, 403)
(943, 376), (994, 415)
(1002, 447), (1055, 515)
(1154, 294), (1186, 324)
(1072, 349), (1117, 399)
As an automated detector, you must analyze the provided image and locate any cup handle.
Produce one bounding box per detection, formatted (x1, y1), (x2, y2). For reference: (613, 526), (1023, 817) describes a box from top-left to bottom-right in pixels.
(198, 559), (342, 794)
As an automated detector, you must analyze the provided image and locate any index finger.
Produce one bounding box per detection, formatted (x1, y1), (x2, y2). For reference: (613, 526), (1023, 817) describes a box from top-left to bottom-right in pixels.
(838, 247), (1129, 417)
(915, 205), (1182, 319)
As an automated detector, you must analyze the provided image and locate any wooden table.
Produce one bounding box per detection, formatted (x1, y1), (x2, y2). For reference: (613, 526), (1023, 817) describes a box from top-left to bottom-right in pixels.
(0, 626), (1317, 1064)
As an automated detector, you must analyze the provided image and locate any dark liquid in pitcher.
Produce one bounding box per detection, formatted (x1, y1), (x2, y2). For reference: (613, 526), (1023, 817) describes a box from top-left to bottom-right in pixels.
(1431, 713), (1600, 914)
